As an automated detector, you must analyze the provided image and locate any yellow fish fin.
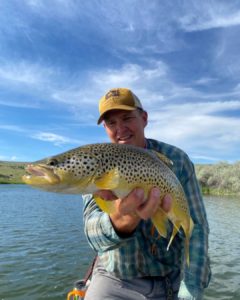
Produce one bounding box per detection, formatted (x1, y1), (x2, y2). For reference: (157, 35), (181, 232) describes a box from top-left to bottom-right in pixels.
(93, 195), (116, 214)
(185, 238), (190, 266)
(167, 221), (181, 251)
(181, 217), (194, 241)
(151, 151), (173, 167)
(189, 217), (194, 234)
(181, 217), (194, 267)
(151, 208), (168, 238)
(94, 168), (119, 190)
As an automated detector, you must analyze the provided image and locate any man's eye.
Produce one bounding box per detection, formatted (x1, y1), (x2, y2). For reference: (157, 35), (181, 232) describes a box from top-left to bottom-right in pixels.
(123, 116), (134, 121)
(106, 121), (115, 126)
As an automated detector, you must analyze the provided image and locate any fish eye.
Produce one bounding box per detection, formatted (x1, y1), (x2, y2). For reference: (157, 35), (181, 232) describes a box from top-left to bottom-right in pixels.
(48, 158), (58, 166)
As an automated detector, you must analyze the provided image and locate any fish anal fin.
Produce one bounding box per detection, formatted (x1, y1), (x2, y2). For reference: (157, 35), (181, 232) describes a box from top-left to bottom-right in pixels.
(151, 208), (168, 238)
(167, 221), (181, 251)
(94, 168), (119, 190)
(93, 195), (116, 214)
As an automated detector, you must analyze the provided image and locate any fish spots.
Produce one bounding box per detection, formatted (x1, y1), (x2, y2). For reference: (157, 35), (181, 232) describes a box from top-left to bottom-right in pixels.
(24, 142), (193, 261)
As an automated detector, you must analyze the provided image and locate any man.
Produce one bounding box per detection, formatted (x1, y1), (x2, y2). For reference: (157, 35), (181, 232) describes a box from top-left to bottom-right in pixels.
(83, 88), (211, 299)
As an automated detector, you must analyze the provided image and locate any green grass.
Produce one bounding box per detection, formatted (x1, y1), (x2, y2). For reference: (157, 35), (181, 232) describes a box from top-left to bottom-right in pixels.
(0, 161), (27, 184)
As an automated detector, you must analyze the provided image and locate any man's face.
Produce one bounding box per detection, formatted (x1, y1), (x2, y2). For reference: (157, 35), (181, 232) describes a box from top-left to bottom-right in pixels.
(103, 109), (148, 148)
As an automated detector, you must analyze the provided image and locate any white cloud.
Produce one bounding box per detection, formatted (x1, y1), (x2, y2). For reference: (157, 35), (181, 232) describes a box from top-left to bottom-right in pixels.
(0, 61), (56, 85)
(146, 100), (240, 161)
(179, 2), (240, 32)
(0, 155), (18, 161)
(0, 124), (25, 132)
(31, 132), (82, 146)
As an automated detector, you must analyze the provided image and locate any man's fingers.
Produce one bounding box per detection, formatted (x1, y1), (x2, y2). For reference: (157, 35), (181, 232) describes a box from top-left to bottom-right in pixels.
(161, 194), (172, 212)
(119, 188), (145, 215)
(136, 187), (160, 220)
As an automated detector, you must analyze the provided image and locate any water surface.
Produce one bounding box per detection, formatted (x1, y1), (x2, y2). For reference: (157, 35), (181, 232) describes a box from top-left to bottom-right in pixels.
(0, 185), (240, 299)
(0, 185), (94, 300)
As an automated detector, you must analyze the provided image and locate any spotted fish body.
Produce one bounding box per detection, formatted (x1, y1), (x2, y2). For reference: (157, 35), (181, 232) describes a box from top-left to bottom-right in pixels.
(22, 143), (194, 265)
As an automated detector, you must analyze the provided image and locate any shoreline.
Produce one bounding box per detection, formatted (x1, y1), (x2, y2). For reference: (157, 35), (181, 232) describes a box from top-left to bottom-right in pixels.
(0, 182), (239, 196)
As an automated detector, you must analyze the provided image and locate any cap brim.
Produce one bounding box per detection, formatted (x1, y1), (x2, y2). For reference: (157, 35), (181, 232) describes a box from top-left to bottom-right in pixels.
(97, 105), (136, 124)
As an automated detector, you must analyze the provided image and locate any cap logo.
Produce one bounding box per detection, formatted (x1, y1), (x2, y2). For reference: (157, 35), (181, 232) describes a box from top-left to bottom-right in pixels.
(105, 89), (120, 100)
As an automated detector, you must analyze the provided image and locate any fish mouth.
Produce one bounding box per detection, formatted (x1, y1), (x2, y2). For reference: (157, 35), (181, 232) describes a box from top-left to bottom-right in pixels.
(22, 164), (60, 185)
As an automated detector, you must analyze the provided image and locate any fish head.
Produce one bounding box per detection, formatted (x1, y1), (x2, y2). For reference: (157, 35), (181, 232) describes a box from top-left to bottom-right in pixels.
(22, 147), (100, 194)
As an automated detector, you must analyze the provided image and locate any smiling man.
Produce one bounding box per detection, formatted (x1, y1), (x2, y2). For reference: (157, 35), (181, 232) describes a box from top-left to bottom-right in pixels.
(83, 88), (211, 300)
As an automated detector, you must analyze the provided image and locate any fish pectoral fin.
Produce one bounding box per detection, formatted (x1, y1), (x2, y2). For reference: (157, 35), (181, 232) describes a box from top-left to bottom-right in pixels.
(93, 195), (116, 214)
(151, 151), (173, 167)
(151, 208), (168, 238)
(94, 168), (119, 190)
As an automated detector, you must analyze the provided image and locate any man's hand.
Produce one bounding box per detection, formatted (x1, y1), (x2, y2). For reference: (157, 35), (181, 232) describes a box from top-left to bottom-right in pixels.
(95, 188), (172, 237)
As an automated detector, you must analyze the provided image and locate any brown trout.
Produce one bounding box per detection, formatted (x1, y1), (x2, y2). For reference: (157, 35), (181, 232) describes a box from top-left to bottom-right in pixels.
(22, 143), (194, 265)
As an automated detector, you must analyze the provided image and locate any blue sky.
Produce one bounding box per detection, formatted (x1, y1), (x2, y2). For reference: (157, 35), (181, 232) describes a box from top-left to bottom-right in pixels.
(0, 0), (240, 163)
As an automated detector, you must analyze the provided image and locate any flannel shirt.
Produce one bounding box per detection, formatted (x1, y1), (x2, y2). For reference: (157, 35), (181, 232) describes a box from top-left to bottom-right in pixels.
(83, 138), (211, 297)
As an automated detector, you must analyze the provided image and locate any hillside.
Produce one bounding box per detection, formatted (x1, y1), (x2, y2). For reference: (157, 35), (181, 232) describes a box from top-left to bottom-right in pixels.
(1, 161), (240, 196)
(195, 161), (240, 196)
(0, 161), (28, 184)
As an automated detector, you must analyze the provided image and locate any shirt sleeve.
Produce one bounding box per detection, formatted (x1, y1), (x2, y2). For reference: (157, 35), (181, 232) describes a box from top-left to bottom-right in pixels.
(82, 194), (134, 254)
(179, 156), (211, 297)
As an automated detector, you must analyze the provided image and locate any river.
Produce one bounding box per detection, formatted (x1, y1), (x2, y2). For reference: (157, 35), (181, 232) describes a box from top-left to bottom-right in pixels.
(0, 185), (239, 299)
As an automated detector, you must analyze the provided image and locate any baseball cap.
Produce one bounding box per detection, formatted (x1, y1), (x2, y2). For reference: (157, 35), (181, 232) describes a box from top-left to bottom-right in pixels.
(97, 88), (143, 124)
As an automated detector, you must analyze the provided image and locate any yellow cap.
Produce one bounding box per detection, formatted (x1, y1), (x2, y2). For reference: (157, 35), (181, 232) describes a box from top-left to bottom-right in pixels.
(97, 88), (143, 124)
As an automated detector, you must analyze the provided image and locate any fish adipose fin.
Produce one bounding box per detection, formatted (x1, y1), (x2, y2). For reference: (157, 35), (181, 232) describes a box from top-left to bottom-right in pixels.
(151, 208), (168, 238)
(93, 195), (116, 214)
(94, 168), (119, 190)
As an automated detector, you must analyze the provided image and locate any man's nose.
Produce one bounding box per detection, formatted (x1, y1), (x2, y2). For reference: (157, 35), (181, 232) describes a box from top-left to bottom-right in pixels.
(115, 120), (126, 133)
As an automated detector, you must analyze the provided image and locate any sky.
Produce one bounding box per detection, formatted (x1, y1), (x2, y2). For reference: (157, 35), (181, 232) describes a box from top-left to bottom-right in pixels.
(0, 0), (240, 164)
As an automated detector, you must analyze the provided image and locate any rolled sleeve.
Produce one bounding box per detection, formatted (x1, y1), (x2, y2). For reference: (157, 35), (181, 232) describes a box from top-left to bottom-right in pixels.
(83, 194), (134, 253)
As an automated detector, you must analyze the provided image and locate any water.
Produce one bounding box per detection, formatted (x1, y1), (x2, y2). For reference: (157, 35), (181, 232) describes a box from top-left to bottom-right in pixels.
(0, 185), (94, 300)
(0, 185), (240, 300)
(204, 195), (240, 300)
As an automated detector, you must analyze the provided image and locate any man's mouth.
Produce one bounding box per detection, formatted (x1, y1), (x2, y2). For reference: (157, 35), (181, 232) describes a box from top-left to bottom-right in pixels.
(117, 135), (133, 143)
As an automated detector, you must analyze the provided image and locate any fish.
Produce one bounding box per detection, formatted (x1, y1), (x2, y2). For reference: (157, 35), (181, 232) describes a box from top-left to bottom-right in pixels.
(22, 143), (194, 265)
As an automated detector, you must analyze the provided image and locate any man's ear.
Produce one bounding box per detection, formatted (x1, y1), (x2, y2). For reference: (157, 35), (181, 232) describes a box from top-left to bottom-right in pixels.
(142, 111), (148, 127)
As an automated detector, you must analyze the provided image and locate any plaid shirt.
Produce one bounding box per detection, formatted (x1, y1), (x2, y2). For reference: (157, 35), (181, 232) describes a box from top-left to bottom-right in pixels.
(83, 139), (211, 295)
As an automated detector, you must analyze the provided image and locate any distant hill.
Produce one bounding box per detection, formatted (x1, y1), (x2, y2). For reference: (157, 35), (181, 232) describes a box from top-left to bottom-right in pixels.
(1, 160), (240, 196)
(195, 161), (240, 196)
(0, 161), (28, 184)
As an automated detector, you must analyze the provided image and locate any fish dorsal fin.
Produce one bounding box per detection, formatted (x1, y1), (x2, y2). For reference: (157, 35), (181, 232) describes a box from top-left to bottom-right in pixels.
(93, 195), (116, 214)
(94, 168), (119, 190)
(151, 151), (173, 167)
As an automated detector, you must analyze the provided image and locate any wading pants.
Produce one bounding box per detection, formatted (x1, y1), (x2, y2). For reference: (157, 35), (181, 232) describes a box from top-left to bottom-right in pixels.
(84, 262), (181, 300)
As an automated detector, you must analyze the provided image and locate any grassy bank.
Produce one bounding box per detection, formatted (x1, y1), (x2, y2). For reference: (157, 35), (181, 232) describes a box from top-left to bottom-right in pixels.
(1, 160), (240, 196)
(0, 161), (27, 184)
